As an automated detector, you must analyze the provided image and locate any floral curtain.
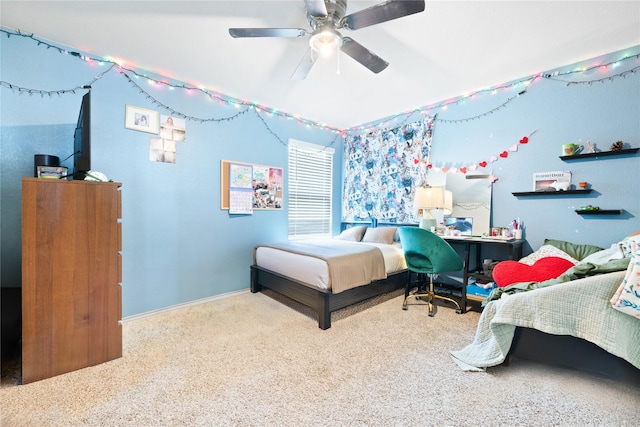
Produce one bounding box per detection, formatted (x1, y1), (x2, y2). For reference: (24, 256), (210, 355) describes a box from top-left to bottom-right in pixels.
(342, 116), (435, 224)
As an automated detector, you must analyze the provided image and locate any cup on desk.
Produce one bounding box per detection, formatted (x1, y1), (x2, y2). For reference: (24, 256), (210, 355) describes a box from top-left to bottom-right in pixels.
(514, 229), (523, 240)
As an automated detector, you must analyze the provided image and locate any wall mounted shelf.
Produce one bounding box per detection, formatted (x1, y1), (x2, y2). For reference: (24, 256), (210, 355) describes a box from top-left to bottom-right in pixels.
(560, 147), (638, 161)
(512, 189), (592, 196)
(575, 209), (623, 215)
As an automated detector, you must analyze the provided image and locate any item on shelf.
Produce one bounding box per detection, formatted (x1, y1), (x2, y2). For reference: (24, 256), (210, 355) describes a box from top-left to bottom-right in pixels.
(562, 143), (583, 156)
(533, 171), (571, 192)
(585, 141), (597, 154)
(579, 205), (600, 211)
(611, 140), (624, 151)
(579, 181), (587, 189)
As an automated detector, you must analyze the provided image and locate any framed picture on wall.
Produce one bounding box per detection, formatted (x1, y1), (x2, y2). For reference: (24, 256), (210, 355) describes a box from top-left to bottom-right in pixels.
(125, 105), (159, 134)
(220, 160), (284, 211)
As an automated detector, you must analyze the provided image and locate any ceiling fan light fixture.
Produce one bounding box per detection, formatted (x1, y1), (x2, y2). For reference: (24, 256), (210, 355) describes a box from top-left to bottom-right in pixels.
(309, 28), (342, 56)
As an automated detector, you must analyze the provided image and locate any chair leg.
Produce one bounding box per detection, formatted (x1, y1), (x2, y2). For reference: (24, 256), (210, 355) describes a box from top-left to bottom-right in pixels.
(429, 275), (462, 314)
(402, 272), (411, 310)
(403, 273), (463, 316)
(402, 271), (413, 310)
(403, 272), (425, 310)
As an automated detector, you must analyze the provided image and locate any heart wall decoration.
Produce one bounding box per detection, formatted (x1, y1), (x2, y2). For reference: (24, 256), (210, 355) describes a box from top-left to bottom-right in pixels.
(428, 132), (534, 175)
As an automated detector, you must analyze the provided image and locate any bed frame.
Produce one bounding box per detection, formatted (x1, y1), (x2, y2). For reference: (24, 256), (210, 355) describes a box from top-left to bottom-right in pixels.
(508, 327), (640, 384)
(250, 265), (408, 329)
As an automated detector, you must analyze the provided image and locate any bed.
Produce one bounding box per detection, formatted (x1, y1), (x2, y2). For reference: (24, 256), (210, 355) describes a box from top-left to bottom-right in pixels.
(450, 235), (640, 383)
(251, 225), (408, 329)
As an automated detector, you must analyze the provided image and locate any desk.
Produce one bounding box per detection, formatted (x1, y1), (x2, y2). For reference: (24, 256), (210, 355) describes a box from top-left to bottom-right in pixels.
(443, 237), (526, 310)
(340, 222), (526, 312)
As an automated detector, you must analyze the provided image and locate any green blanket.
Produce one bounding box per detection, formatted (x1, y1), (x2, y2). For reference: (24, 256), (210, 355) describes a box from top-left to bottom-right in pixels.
(450, 270), (640, 371)
(483, 258), (630, 306)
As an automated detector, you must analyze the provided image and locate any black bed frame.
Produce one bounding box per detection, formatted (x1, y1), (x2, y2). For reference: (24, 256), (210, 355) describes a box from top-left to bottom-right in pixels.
(508, 327), (640, 385)
(250, 265), (408, 329)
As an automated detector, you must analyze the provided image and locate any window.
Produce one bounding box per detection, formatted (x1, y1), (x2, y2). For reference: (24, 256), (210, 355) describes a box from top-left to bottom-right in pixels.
(288, 139), (334, 239)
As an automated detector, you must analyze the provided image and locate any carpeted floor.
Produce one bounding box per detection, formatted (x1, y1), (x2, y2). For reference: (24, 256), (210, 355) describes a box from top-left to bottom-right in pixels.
(1, 289), (638, 426)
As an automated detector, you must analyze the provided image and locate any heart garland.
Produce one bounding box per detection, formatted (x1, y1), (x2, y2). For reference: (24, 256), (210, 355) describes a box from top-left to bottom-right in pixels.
(417, 133), (534, 175)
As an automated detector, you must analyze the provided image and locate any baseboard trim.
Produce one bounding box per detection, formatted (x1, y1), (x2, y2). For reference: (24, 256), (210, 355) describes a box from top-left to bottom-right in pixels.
(120, 289), (250, 323)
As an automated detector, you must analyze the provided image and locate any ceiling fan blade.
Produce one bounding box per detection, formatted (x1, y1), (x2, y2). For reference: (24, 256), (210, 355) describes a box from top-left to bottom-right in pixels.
(304, 0), (328, 17)
(341, 37), (389, 74)
(291, 48), (317, 80)
(229, 28), (308, 38)
(344, 0), (425, 30)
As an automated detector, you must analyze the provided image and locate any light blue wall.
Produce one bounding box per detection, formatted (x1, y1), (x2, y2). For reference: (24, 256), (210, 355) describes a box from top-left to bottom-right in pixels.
(0, 31), (343, 317)
(361, 46), (639, 254)
(2, 29), (639, 318)
(430, 48), (639, 252)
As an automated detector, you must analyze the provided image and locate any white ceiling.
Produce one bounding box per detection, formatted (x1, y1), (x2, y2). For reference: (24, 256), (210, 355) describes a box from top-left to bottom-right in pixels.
(2, 1), (639, 129)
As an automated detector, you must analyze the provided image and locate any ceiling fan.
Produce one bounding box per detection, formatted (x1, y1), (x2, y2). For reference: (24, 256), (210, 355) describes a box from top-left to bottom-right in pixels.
(229, 0), (426, 80)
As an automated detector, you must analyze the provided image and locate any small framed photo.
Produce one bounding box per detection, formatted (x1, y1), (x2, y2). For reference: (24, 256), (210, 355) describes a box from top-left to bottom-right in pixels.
(490, 227), (503, 237)
(125, 105), (159, 134)
(533, 171), (572, 192)
(37, 166), (67, 179)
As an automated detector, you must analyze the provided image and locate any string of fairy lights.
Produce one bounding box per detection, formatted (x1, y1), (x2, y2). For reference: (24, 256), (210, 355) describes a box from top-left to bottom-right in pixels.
(1, 28), (639, 142)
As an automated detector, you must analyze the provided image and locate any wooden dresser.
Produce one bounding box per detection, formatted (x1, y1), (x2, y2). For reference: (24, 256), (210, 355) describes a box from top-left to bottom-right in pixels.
(21, 178), (122, 384)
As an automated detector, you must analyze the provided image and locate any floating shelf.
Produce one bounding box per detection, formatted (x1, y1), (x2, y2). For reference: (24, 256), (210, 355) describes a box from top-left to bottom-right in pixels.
(560, 147), (638, 161)
(575, 209), (623, 215)
(512, 189), (592, 196)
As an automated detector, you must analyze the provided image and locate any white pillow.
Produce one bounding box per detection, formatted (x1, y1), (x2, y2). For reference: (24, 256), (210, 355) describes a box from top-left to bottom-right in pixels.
(579, 244), (624, 265)
(361, 227), (398, 244)
(334, 225), (367, 242)
(519, 244), (579, 266)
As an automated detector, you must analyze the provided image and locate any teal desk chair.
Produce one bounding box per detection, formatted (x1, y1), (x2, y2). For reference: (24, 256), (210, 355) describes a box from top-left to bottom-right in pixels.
(398, 227), (464, 316)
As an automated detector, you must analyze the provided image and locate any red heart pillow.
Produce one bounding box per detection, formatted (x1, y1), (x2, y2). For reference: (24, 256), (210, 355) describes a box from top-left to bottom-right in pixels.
(492, 257), (575, 288)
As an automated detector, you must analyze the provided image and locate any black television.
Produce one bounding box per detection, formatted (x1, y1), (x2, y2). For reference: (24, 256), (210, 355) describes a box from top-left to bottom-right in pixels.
(72, 90), (91, 180)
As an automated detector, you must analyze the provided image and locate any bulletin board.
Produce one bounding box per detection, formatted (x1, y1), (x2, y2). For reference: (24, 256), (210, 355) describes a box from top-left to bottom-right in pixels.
(220, 160), (284, 210)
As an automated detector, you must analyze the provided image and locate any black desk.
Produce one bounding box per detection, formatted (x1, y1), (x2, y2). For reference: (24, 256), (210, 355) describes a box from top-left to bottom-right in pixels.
(443, 236), (526, 311)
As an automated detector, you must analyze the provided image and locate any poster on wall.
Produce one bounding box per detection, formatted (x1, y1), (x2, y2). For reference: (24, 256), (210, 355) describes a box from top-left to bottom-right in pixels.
(252, 165), (283, 209)
(342, 116), (435, 224)
(229, 163), (254, 214)
(149, 138), (176, 163)
(160, 115), (186, 142)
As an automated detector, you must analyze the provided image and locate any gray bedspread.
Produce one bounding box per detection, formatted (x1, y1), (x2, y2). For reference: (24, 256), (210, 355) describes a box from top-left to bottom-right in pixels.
(255, 240), (386, 294)
(450, 270), (640, 371)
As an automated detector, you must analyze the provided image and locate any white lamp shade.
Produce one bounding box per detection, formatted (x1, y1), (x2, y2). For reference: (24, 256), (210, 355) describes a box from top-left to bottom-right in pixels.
(414, 186), (444, 215)
(443, 190), (453, 215)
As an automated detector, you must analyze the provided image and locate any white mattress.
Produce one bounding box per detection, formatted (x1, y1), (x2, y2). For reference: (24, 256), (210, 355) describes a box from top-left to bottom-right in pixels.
(255, 241), (407, 291)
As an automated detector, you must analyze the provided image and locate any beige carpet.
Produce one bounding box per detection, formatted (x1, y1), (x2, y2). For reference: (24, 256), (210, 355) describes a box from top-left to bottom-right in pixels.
(1, 289), (638, 426)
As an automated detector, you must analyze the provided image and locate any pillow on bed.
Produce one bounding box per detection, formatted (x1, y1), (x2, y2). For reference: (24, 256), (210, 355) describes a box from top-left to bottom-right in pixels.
(543, 238), (603, 261)
(362, 226), (398, 244)
(334, 225), (367, 242)
(518, 244), (578, 265)
(618, 233), (640, 258)
(579, 245), (624, 265)
(492, 257), (576, 287)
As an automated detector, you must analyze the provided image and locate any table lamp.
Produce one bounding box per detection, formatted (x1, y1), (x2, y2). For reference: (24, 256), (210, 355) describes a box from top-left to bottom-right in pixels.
(442, 190), (453, 216)
(414, 186), (444, 231)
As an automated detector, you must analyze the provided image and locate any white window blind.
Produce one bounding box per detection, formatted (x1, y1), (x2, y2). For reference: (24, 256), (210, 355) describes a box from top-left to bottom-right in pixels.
(288, 139), (334, 239)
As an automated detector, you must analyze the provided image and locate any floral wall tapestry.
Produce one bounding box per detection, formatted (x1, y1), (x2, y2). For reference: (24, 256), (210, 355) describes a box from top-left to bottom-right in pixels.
(342, 116), (435, 224)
